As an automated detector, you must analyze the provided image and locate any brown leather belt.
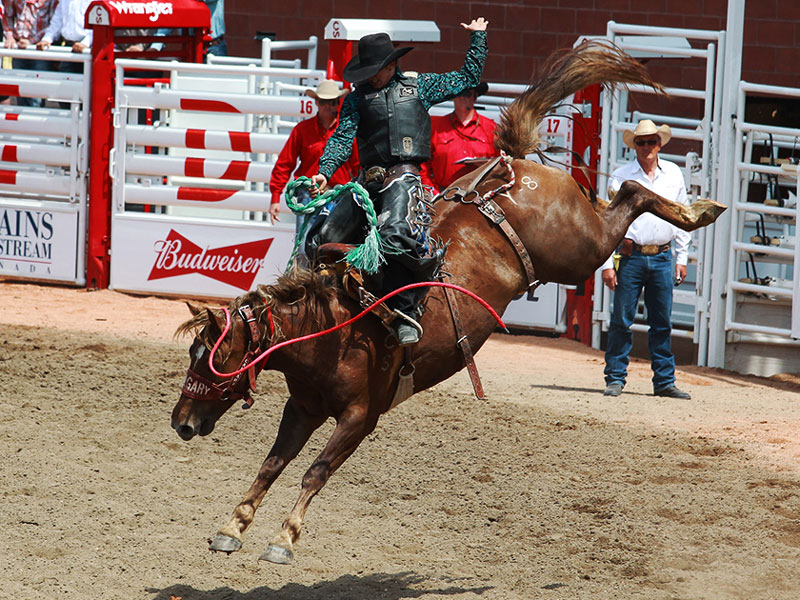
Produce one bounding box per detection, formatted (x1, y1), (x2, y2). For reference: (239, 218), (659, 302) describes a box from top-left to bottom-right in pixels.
(620, 238), (670, 256)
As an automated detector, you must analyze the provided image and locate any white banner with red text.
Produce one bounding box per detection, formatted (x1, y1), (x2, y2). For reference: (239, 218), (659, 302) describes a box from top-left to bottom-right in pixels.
(0, 200), (82, 282)
(109, 213), (297, 298)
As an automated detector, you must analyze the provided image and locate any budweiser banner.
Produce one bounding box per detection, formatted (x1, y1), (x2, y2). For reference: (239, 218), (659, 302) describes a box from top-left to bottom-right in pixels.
(110, 215), (295, 298)
(0, 202), (81, 283)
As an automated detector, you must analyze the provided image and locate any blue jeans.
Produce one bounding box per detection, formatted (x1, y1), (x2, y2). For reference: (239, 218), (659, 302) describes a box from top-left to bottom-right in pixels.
(604, 249), (676, 391)
(205, 39), (228, 60)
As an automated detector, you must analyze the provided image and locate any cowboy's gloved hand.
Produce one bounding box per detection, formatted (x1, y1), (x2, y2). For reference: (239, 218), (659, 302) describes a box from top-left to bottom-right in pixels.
(310, 174), (328, 198)
(461, 17), (489, 31)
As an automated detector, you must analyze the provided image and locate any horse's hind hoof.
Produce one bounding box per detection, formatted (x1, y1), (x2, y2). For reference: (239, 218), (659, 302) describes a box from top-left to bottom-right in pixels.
(694, 198), (727, 226)
(209, 533), (242, 553)
(259, 543), (294, 565)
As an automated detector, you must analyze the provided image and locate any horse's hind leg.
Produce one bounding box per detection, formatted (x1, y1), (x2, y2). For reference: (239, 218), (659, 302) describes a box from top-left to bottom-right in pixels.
(615, 180), (727, 232)
(209, 397), (325, 553)
(260, 402), (375, 565)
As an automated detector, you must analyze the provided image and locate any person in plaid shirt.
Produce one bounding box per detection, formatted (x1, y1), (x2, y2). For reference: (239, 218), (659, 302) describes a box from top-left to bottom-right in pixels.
(2, 0), (58, 107)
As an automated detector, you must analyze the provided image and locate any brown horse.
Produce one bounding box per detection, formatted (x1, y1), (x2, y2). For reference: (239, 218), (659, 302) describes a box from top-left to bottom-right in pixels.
(171, 41), (726, 564)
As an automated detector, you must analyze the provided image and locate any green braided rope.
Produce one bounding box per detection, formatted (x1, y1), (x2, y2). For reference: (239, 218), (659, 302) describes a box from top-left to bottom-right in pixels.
(283, 177), (403, 274)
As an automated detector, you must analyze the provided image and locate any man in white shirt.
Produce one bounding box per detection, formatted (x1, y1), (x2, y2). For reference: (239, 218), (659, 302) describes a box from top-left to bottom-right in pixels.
(601, 119), (692, 399)
(35, 0), (92, 54)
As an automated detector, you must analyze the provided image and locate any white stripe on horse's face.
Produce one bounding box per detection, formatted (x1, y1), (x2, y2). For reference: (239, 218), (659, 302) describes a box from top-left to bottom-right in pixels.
(194, 342), (207, 364)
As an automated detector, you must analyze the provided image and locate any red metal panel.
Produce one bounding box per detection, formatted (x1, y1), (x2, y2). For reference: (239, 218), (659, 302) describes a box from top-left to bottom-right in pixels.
(564, 83), (601, 346)
(86, 0), (210, 29)
(86, 27), (115, 290)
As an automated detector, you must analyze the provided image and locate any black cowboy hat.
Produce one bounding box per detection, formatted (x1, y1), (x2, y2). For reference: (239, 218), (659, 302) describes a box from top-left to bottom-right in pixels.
(460, 81), (489, 97)
(343, 32), (413, 83)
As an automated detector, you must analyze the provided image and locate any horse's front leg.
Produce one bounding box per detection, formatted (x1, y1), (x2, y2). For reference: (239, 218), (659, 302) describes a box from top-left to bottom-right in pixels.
(260, 402), (375, 564)
(209, 397), (326, 553)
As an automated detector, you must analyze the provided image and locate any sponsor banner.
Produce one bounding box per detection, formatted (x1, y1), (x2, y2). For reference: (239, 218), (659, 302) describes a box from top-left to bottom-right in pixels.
(0, 203), (80, 282)
(109, 215), (296, 298)
(108, 1), (173, 22)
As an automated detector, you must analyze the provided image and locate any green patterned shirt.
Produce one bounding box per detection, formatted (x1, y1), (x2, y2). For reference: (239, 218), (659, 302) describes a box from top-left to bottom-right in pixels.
(318, 30), (488, 179)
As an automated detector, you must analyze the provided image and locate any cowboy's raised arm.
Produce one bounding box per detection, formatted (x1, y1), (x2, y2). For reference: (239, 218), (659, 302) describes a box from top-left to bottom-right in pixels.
(462, 17), (489, 32)
(417, 18), (489, 109)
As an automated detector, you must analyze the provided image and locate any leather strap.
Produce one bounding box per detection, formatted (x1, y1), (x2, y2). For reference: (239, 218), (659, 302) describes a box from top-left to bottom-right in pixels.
(475, 198), (539, 290)
(441, 161), (541, 292)
(443, 278), (485, 400)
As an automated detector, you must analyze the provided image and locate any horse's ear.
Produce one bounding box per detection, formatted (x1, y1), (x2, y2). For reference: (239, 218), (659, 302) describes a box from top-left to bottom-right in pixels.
(205, 308), (224, 339)
(608, 188), (617, 202)
(186, 301), (204, 316)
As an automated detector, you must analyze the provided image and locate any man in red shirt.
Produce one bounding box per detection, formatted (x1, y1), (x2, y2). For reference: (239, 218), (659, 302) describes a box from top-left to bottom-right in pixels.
(421, 82), (498, 193)
(268, 80), (358, 224)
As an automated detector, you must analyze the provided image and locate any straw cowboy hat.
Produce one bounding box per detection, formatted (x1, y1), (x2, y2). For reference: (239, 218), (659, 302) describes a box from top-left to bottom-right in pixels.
(342, 32), (413, 83)
(305, 79), (349, 100)
(623, 119), (672, 149)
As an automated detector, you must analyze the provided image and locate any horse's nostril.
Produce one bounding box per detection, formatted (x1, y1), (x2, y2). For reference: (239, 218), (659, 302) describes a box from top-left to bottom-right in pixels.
(176, 425), (195, 440)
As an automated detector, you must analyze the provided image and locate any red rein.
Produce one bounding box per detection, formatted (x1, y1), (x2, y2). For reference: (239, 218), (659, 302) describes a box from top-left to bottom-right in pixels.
(207, 281), (506, 381)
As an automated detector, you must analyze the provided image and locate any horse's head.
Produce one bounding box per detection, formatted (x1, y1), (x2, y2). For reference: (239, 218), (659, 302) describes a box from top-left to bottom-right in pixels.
(171, 300), (268, 441)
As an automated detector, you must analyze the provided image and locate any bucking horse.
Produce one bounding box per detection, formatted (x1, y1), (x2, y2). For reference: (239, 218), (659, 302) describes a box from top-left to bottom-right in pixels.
(171, 41), (726, 564)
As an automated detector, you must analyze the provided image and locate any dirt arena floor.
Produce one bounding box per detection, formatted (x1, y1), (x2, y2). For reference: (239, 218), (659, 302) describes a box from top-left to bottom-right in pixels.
(2, 280), (800, 599)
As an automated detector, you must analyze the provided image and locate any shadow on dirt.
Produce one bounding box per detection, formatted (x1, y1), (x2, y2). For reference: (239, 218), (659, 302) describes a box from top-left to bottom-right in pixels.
(148, 572), (493, 600)
(529, 382), (657, 397)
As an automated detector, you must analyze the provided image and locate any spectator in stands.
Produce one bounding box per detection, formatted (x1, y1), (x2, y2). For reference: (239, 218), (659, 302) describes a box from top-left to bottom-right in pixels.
(202, 0), (225, 59)
(2, 0), (58, 106)
(116, 29), (148, 53)
(268, 79), (358, 227)
(420, 82), (498, 193)
(600, 119), (692, 399)
(36, 0), (93, 62)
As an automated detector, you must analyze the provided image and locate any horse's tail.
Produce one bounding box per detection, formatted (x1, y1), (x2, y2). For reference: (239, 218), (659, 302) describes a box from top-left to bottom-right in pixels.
(495, 40), (664, 158)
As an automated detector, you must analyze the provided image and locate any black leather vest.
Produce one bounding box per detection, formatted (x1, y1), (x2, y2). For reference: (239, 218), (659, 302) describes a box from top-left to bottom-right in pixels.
(356, 75), (431, 168)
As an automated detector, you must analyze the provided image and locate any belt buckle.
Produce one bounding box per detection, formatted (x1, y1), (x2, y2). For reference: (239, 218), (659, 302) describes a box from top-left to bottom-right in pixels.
(365, 166), (386, 184)
(641, 244), (659, 255)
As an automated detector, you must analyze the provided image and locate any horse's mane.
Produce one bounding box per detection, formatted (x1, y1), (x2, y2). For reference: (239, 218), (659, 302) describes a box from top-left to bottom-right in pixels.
(495, 40), (664, 158)
(175, 267), (339, 343)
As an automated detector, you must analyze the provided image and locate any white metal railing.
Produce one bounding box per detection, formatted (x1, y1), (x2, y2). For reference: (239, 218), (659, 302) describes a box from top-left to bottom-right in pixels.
(112, 58), (325, 215)
(722, 80), (800, 343)
(207, 36), (318, 73)
(593, 22), (726, 367)
(107, 56), (321, 297)
(0, 47), (91, 285)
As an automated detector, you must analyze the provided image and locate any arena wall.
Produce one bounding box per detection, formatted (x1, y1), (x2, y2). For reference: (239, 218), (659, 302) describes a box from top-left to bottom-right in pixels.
(226, 0), (797, 88)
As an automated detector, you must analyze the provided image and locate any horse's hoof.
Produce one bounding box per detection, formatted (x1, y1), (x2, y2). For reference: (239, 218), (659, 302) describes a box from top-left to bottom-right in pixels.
(259, 543), (294, 565)
(209, 533), (242, 553)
